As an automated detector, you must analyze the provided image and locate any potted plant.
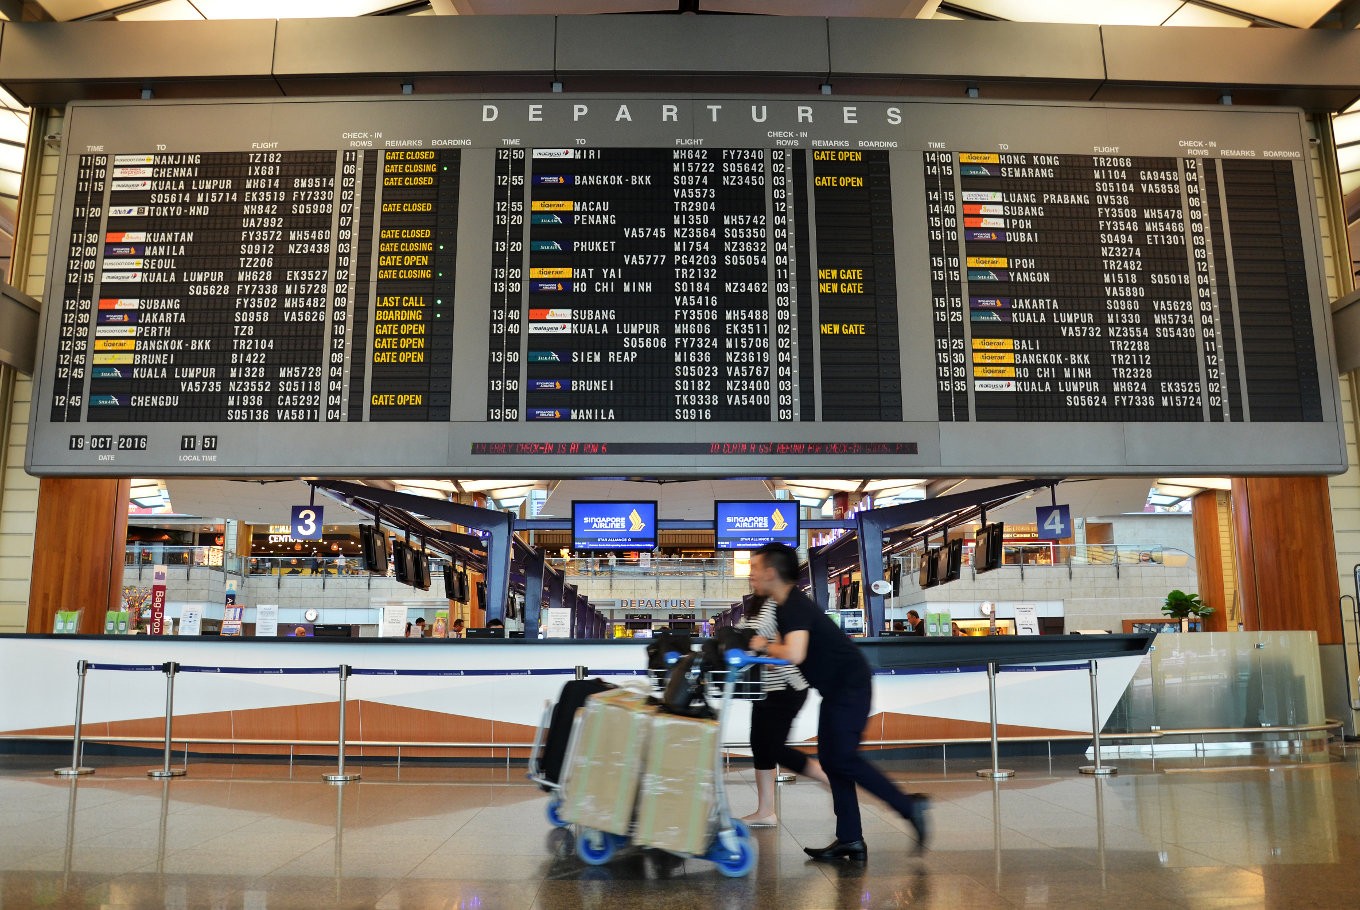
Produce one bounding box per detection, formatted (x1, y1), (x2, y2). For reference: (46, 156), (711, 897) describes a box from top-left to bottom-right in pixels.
(1162, 589), (1213, 631)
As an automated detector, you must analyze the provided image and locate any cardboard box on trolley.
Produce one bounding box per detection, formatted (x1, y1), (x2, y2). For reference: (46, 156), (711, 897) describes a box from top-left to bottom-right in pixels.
(559, 687), (654, 835)
(634, 712), (721, 855)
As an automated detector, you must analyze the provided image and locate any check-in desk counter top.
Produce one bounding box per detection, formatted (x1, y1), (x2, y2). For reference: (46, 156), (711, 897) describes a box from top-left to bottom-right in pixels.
(0, 633), (1153, 756)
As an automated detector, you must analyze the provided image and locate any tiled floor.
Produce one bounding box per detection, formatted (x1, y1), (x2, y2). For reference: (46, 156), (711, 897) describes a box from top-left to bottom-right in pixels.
(2, 747), (1359, 908)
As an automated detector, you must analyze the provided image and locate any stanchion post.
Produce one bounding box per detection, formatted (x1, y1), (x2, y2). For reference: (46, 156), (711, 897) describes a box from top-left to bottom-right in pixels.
(324, 665), (360, 783)
(1079, 659), (1116, 776)
(55, 659), (94, 777)
(976, 662), (1015, 779)
(574, 665), (587, 680)
(148, 662), (186, 778)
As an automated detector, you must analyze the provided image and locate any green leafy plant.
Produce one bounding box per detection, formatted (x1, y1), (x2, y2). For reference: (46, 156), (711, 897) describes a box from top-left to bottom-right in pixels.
(1162, 589), (1213, 620)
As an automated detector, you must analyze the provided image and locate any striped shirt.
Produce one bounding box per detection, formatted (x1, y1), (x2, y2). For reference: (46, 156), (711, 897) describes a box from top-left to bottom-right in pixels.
(736, 599), (809, 692)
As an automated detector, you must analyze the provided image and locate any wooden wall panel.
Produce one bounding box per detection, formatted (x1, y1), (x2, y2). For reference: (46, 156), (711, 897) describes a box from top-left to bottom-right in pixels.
(27, 477), (129, 634)
(1192, 490), (1229, 632)
(1232, 476), (1343, 645)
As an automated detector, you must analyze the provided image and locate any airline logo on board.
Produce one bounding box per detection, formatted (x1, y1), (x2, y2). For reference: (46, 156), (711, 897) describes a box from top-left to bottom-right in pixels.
(528, 322), (572, 334)
(975, 380), (1016, 392)
(528, 351), (564, 363)
(533, 149), (576, 159)
(109, 207), (149, 217)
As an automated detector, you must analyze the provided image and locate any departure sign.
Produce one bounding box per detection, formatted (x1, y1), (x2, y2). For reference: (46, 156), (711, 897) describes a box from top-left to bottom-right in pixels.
(29, 97), (1344, 477)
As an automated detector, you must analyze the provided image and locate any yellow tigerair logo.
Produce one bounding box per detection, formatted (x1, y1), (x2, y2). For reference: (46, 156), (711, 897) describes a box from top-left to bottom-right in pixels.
(771, 509), (788, 532)
(629, 509), (646, 532)
(959, 153), (1000, 163)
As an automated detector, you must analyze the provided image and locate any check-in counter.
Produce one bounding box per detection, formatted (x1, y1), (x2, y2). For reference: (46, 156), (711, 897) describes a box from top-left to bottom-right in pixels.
(0, 633), (1152, 759)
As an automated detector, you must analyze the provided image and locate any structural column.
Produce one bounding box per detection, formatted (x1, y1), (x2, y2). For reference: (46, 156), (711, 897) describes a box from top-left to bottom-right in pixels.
(1190, 489), (1234, 632)
(27, 478), (130, 634)
(1230, 476), (1341, 643)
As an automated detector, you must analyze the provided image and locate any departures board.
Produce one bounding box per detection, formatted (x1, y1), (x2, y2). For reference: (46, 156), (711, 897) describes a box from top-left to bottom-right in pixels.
(27, 96), (1345, 477)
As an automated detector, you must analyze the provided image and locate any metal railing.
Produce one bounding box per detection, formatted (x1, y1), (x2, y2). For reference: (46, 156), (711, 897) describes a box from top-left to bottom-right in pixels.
(34, 656), (1334, 786)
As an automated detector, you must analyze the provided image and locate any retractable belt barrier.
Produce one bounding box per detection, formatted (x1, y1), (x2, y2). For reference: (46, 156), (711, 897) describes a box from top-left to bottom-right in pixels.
(52, 658), (1104, 784)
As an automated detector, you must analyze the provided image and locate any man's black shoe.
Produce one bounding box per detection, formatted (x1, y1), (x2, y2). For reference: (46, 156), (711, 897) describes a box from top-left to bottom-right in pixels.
(803, 839), (868, 862)
(906, 794), (931, 853)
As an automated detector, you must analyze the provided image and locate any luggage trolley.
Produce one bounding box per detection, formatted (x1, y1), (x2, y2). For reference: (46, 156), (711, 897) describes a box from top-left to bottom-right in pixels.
(562, 649), (788, 877)
(528, 676), (614, 829)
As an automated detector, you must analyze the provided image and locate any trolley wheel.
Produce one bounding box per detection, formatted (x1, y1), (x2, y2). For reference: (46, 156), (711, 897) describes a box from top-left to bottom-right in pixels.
(576, 828), (619, 866)
(711, 827), (757, 878)
(546, 797), (568, 829)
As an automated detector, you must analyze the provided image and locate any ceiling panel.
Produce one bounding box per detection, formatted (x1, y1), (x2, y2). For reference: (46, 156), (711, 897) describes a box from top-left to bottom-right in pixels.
(705, 0), (930, 14)
(117, 0), (206, 20)
(946, 0), (1179, 25)
(1219, 1), (1340, 28)
(165, 479), (371, 524)
(190, 0), (408, 18)
(1162, 4), (1250, 27)
(1338, 143), (1360, 173)
(0, 116), (28, 146)
(1335, 112), (1360, 146)
(33, 0), (127, 20)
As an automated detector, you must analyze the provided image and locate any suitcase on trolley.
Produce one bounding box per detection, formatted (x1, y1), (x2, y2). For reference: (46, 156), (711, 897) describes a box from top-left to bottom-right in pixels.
(539, 677), (614, 788)
(560, 687), (655, 836)
(634, 712), (721, 855)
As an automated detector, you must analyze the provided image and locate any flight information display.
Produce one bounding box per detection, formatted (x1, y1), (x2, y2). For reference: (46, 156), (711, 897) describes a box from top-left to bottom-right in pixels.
(28, 96), (1344, 477)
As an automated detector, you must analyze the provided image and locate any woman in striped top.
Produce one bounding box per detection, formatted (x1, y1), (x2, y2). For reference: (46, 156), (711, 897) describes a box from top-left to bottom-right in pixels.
(736, 596), (827, 827)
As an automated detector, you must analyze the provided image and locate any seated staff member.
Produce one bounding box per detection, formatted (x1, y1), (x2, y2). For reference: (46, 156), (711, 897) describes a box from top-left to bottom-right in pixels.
(735, 595), (827, 827)
(748, 542), (930, 861)
(906, 610), (926, 636)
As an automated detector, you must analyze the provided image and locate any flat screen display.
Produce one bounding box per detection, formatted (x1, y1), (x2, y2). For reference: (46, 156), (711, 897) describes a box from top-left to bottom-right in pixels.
(26, 97), (1344, 479)
(714, 500), (800, 550)
(572, 500), (657, 551)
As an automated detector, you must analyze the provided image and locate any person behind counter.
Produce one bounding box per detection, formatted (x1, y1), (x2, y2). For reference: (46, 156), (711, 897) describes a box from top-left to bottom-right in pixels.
(748, 542), (930, 860)
(451, 618), (465, 639)
(905, 610), (926, 636)
(413, 617), (427, 638)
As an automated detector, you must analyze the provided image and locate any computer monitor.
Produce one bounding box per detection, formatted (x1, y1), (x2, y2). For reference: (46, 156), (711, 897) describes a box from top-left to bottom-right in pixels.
(933, 545), (951, 585)
(974, 522), (1005, 573)
(944, 539), (963, 582)
(572, 500), (658, 551)
(714, 500), (800, 550)
(359, 524), (389, 574)
(919, 549), (939, 588)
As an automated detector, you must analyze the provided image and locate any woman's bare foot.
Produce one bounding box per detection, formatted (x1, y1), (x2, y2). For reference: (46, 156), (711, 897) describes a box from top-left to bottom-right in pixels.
(740, 813), (779, 827)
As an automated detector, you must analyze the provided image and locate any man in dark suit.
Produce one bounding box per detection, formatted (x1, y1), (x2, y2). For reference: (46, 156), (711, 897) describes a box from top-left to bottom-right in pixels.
(748, 543), (930, 861)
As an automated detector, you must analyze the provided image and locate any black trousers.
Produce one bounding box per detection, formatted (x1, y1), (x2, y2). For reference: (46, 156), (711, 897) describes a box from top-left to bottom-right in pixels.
(819, 685), (918, 843)
(749, 686), (810, 772)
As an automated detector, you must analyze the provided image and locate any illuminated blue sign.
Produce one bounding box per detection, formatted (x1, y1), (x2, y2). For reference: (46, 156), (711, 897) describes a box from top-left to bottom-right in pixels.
(572, 501), (657, 551)
(715, 501), (800, 551)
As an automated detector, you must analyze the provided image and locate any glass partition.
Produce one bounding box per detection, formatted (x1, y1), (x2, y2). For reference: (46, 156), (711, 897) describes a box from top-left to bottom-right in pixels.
(1104, 631), (1325, 734)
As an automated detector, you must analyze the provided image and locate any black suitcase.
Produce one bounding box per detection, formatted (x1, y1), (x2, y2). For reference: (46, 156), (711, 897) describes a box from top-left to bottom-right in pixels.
(540, 677), (614, 787)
